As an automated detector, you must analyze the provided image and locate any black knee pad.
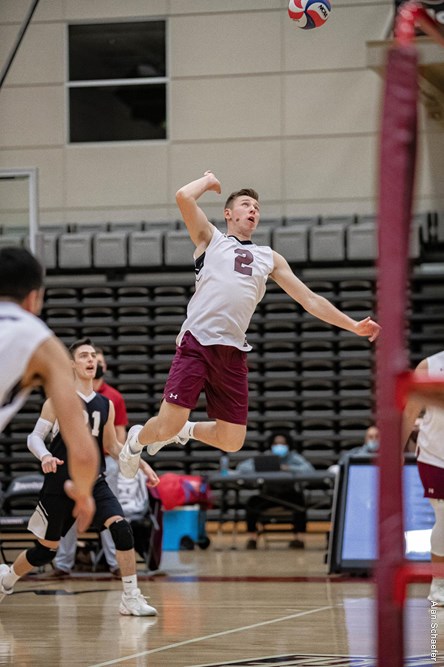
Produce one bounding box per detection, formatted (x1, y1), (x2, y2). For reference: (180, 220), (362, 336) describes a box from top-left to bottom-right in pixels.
(109, 519), (134, 551)
(26, 543), (56, 567)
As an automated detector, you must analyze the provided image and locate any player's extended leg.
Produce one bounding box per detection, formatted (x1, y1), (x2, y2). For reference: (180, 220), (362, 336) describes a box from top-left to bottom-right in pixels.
(105, 515), (157, 616)
(0, 538), (59, 600)
(193, 419), (246, 452)
(120, 405), (246, 478)
(119, 401), (192, 477)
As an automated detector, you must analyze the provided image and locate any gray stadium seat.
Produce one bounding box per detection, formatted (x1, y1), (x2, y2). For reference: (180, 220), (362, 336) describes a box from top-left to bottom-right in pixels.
(0, 235), (23, 248)
(259, 218), (283, 229)
(346, 222), (377, 260)
(143, 220), (178, 231)
(128, 230), (163, 267)
(24, 234), (57, 269)
(164, 230), (195, 266)
(109, 221), (143, 232)
(70, 222), (109, 233)
(58, 233), (93, 269)
(356, 214), (376, 225)
(432, 212), (444, 242)
(252, 228), (272, 246)
(321, 215), (356, 226)
(285, 216), (320, 227)
(40, 224), (69, 234)
(93, 232), (127, 268)
(310, 223), (347, 261)
(272, 226), (309, 262)
(348, 219), (422, 259)
(2, 225), (29, 236)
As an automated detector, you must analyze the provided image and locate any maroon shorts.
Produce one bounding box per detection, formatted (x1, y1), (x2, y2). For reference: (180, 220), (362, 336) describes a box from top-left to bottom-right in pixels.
(163, 331), (249, 425)
(417, 460), (444, 499)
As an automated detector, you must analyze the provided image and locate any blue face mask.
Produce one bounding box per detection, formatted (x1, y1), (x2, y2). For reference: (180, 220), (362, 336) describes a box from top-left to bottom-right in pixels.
(271, 444), (289, 458)
(366, 439), (379, 453)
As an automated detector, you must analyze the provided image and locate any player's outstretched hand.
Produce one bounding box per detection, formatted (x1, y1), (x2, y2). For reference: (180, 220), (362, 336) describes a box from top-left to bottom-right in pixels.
(354, 316), (381, 342)
(41, 455), (64, 474)
(139, 460), (160, 487)
(64, 479), (95, 532)
(203, 170), (221, 194)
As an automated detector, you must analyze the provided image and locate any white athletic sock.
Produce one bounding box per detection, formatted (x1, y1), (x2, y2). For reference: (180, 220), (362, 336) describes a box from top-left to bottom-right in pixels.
(3, 565), (20, 589)
(129, 436), (143, 454)
(122, 574), (138, 596)
(188, 422), (196, 439)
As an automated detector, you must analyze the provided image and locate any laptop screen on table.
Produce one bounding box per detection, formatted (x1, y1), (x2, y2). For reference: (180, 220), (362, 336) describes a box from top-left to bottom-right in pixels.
(253, 455), (282, 472)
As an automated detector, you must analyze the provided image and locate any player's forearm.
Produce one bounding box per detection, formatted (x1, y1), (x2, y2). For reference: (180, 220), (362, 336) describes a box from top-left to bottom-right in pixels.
(176, 173), (215, 204)
(304, 293), (358, 333)
(104, 439), (122, 461)
(27, 418), (53, 460)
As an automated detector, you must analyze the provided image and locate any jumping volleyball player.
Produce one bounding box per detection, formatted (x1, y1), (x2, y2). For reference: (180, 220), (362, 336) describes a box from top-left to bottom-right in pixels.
(0, 247), (97, 530)
(120, 170), (381, 478)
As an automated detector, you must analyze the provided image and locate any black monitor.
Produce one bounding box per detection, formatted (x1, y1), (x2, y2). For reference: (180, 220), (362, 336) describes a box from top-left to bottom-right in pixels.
(327, 454), (435, 574)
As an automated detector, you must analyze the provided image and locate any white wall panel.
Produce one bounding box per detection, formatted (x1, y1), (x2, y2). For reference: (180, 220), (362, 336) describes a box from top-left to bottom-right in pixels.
(63, 207), (172, 224)
(0, 148), (64, 209)
(284, 136), (377, 202)
(170, 140), (283, 205)
(169, 0), (281, 13)
(0, 23), (64, 85)
(63, 1), (168, 20)
(283, 5), (393, 71)
(171, 76), (282, 140)
(170, 12), (281, 77)
(417, 131), (444, 199)
(0, 1), (441, 225)
(0, 87), (64, 148)
(65, 145), (169, 208)
(284, 69), (382, 136)
(0, 0), (63, 23)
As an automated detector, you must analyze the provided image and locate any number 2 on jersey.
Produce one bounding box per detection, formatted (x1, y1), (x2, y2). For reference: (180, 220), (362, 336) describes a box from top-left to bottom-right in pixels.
(234, 248), (253, 276)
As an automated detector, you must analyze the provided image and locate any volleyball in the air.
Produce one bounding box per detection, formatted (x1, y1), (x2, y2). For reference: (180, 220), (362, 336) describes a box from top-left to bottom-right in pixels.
(288, 0), (331, 30)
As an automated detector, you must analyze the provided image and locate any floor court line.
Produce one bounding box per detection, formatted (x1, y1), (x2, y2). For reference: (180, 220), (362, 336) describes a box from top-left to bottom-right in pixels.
(88, 603), (340, 667)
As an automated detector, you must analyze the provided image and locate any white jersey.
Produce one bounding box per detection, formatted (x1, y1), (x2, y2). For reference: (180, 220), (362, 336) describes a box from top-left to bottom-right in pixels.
(417, 350), (444, 468)
(0, 302), (52, 433)
(177, 228), (274, 351)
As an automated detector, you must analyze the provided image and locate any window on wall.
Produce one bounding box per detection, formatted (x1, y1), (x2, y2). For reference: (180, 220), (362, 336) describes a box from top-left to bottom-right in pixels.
(68, 21), (167, 143)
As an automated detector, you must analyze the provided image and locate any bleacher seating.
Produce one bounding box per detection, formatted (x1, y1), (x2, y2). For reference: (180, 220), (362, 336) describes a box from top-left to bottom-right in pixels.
(0, 210), (437, 271)
(1, 213), (443, 523)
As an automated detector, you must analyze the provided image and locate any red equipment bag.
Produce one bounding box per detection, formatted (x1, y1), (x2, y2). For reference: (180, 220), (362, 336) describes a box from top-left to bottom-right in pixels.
(156, 473), (212, 511)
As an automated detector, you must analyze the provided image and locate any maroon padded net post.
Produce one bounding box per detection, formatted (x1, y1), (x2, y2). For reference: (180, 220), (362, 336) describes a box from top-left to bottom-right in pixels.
(376, 4), (444, 665)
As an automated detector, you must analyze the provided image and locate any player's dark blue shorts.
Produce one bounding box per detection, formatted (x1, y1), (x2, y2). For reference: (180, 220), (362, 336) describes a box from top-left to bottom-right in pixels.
(28, 476), (124, 541)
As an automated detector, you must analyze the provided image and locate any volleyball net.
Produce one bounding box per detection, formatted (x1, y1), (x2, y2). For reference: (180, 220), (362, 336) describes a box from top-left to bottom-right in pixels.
(376, 4), (444, 666)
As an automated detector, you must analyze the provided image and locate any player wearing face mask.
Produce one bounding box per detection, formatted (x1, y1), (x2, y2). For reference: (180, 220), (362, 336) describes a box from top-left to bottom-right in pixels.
(236, 432), (315, 550)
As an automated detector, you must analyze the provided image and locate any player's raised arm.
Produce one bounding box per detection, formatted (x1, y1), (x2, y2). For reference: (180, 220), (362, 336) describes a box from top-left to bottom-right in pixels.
(175, 170), (221, 249)
(26, 336), (98, 531)
(271, 251), (381, 342)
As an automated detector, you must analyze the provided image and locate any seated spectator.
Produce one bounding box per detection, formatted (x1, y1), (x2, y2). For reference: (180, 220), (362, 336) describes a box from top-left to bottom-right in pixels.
(328, 425), (380, 476)
(347, 424), (380, 457)
(236, 431), (315, 550)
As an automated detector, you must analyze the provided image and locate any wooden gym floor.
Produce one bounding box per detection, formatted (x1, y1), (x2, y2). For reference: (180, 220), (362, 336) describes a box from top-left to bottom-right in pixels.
(0, 531), (440, 667)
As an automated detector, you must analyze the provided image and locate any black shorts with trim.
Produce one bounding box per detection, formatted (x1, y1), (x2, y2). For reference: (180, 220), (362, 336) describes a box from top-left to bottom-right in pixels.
(28, 477), (124, 542)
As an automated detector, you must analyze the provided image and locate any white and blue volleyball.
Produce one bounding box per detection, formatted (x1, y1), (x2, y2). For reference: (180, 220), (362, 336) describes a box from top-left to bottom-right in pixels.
(288, 0), (332, 30)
